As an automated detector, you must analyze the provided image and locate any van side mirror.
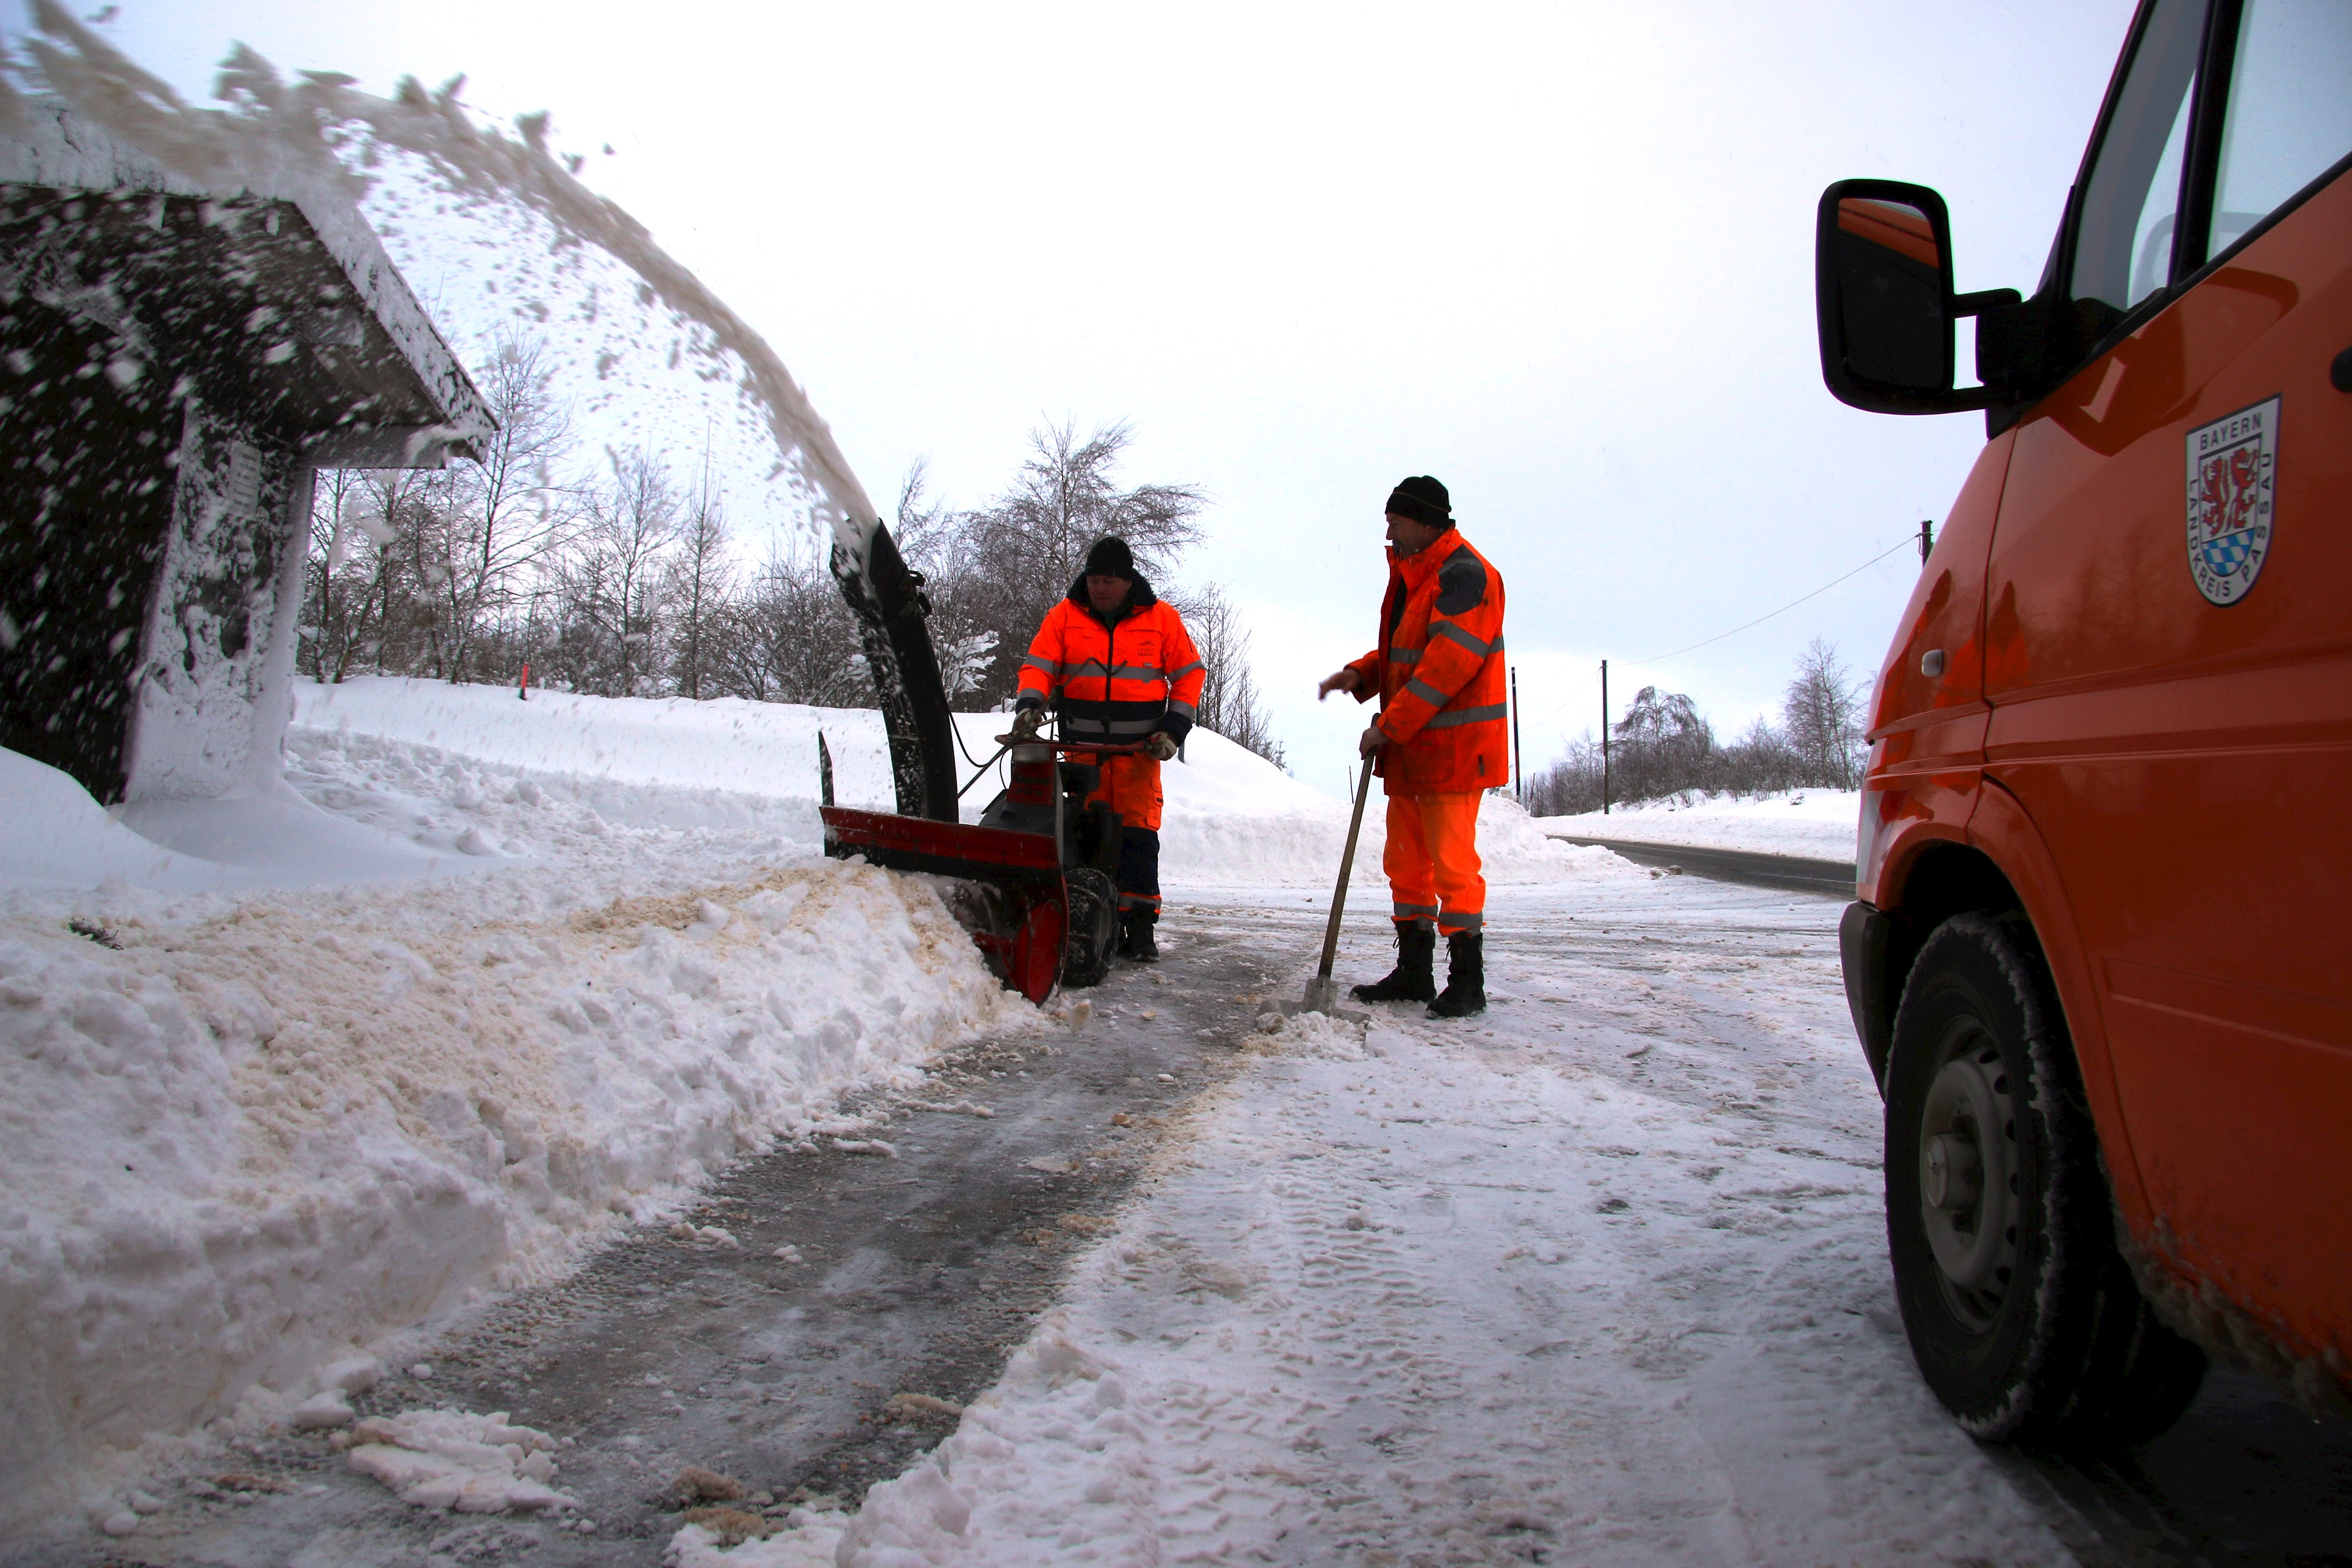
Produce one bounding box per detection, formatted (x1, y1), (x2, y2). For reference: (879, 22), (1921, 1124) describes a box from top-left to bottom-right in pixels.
(1816, 179), (2012, 415)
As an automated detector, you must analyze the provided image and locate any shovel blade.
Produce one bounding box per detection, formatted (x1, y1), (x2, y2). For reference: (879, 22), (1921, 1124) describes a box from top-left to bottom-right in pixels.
(1279, 975), (1367, 1024)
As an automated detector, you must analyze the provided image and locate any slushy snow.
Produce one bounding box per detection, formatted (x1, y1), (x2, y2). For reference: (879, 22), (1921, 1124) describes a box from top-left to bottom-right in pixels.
(741, 880), (2074, 1567)
(343, 1408), (570, 1514)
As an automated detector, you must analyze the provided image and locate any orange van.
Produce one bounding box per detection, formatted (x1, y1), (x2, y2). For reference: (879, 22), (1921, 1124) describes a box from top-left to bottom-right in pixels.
(1818, 0), (2349, 1443)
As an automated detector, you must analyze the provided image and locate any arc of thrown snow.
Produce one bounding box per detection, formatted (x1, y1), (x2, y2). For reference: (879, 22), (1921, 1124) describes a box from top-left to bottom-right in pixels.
(16, 1), (883, 554)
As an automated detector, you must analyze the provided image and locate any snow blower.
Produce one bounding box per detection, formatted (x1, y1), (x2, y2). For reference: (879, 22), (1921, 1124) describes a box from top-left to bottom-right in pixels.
(815, 519), (1129, 1004)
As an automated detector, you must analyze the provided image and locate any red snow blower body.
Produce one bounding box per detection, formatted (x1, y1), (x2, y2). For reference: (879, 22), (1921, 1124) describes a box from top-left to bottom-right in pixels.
(816, 520), (1137, 1004)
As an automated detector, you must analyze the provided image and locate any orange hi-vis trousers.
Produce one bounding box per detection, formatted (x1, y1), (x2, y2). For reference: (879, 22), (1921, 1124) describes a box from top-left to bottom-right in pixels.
(1079, 752), (1165, 915)
(1383, 790), (1484, 936)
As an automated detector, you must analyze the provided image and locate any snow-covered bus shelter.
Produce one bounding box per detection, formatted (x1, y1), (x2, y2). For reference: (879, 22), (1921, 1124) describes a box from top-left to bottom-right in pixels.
(0, 104), (490, 806)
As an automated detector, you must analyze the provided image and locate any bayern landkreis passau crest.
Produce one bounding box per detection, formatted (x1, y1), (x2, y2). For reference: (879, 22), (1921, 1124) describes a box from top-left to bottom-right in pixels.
(2184, 395), (2279, 606)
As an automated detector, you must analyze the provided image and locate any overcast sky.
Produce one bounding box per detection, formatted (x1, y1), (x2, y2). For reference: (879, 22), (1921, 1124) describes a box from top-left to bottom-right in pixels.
(60, 1), (2137, 803)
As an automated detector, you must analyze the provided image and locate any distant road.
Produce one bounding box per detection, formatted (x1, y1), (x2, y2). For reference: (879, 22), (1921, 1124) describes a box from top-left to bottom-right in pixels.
(1546, 833), (1855, 896)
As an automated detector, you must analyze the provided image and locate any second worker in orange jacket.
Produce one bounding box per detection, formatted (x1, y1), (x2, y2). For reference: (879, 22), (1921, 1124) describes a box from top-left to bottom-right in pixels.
(1318, 475), (1506, 1017)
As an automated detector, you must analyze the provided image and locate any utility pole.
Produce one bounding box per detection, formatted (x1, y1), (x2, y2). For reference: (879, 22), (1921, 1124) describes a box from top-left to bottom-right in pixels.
(1600, 659), (1610, 815)
(1919, 518), (1935, 564)
(1510, 666), (1523, 802)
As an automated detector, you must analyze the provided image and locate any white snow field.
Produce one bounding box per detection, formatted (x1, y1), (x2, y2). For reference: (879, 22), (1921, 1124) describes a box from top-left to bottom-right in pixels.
(1538, 790), (1863, 861)
(0, 677), (1588, 1528)
(722, 877), (2074, 1568)
(286, 675), (1600, 888)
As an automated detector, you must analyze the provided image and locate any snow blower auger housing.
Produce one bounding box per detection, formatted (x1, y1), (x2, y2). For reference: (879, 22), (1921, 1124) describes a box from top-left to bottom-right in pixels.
(815, 518), (1128, 1004)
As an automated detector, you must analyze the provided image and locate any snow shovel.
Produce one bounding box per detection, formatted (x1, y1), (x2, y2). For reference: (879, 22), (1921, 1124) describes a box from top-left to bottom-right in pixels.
(1293, 758), (1375, 1017)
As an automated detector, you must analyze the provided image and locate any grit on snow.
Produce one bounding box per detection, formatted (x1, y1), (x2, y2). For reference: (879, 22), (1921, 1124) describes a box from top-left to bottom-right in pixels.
(1535, 793), (1863, 863)
(0, 677), (1587, 1527)
(698, 878), (2073, 1568)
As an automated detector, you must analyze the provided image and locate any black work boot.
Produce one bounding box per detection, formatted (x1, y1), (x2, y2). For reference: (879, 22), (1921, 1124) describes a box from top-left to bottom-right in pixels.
(1352, 923), (1437, 1003)
(1428, 932), (1486, 1018)
(1123, 911), (1159, 963)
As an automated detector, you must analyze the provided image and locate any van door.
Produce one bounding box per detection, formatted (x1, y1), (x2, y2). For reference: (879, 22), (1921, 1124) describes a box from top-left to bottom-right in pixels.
(1981, 0), (2352, 1362)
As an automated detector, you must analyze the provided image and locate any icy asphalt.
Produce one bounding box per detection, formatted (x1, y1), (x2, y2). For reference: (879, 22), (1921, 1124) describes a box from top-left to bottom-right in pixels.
(17, 873), (2348, 1567)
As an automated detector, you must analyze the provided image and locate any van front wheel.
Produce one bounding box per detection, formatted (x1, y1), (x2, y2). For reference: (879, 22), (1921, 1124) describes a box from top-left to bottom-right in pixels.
(1883, 913), (2204, 1446)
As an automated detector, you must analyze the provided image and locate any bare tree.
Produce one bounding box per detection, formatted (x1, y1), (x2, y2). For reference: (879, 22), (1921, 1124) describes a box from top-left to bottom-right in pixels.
(666, 491), (731, 700)
(1526, 731), (1608, 816)
(299, 466), (372, 680)
(552, 450), (680, 696)
(1610, 686), (1715, 803)
(431, 332), (583, 684)
(1717, 714), (1807, 796)
(1168, 582), (1285, 768)
(1782, 637), (1866, 789)
(888, 460), (999, 704)
(717, 548), (873, 706)
(957, 420), (1205, 706)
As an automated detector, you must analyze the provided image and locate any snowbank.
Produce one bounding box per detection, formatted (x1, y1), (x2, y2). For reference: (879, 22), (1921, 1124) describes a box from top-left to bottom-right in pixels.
(0, 722), (1031, 1525)
(0, 748), (216, 892)
(291, 676), (1622, 887)
(1538, 789), (1862, 861)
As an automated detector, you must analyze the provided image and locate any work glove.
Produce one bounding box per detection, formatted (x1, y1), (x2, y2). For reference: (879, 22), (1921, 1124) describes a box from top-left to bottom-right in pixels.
(1008, 707), (1046, 741)
(1146, 730), (1179, 761)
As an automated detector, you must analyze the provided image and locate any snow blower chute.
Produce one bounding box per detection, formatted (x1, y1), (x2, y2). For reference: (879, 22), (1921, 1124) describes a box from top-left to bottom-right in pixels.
(818, 520), (1124, 1003)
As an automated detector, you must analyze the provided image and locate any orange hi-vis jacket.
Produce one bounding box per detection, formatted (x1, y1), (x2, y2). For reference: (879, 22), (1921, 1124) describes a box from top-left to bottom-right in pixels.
(1345, 529), (1508, 796)
(1015, 574), (1206, 752)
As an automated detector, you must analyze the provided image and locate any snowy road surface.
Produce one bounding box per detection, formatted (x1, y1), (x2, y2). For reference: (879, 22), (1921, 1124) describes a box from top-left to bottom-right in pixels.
(814, 876), (2080, 1567)
(8, 680), (2345, 1564)
(12, 866), (2347, 1563)
(1, 864), (2054, 1566)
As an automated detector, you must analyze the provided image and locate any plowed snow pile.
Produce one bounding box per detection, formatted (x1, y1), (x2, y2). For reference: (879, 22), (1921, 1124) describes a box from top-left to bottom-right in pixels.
(0, 688), (1039, 1522)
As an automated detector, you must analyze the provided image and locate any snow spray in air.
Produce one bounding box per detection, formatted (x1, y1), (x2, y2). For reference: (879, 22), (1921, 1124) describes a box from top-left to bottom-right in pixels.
(6, 0), (879, 538)
(7, 0), (950, 808)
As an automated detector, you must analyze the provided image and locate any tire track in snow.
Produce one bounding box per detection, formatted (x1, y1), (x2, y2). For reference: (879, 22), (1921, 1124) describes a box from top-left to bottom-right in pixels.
(825, 878), (2079, 1566)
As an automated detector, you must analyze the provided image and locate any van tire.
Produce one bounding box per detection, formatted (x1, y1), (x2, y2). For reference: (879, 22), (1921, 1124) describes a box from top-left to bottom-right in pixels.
(1883, 913), (2206, 1446)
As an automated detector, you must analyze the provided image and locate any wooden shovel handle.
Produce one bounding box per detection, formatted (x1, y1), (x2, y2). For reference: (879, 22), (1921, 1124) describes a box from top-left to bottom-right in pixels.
(1317, 762), (1375, 981)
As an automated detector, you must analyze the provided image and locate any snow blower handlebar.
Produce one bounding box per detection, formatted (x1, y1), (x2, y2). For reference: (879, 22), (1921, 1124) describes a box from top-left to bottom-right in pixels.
(992, 736), (1152, 756)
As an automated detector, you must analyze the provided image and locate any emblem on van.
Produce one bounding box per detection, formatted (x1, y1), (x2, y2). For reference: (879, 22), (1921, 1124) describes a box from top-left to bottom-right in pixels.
(2184, 396), (2278, 606)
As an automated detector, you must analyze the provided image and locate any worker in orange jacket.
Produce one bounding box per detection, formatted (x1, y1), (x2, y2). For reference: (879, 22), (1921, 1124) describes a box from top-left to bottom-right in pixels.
(1011, 536), (1206, 962)
(1318, 476), (1506, 1017)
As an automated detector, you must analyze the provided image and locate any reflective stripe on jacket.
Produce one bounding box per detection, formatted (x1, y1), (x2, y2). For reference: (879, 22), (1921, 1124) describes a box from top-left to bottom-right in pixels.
(1345, 529), (1507, 796)
(1013, 572), (1206, 751)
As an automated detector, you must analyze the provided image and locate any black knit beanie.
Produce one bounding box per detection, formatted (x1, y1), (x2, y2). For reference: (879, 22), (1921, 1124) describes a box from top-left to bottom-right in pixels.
(1082, 536), (1135, 579)
(1385, 475), (1453, 529)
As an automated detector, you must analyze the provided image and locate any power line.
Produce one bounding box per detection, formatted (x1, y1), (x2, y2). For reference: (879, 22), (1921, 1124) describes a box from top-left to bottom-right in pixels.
(1521, 532), (1916, 734)
(1628, 536), (1916, 666)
